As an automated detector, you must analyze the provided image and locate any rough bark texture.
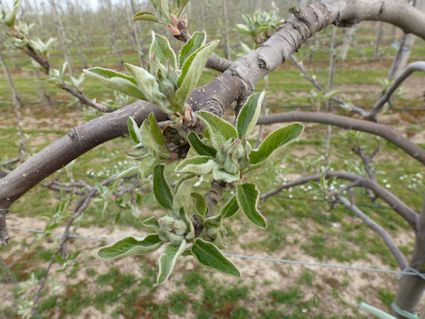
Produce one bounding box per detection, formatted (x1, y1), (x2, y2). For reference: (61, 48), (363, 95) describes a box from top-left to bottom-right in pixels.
(0, 101), (166, 211)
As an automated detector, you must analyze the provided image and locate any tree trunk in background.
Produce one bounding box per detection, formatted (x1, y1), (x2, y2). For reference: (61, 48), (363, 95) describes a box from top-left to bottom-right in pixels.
(388, 33), (416, 80)
(129, 0), (143, 65)
(340, 26), (356, 61)
(374, 22), (385, 59)
(0, 51), (26, 157)
(394, 203), (425, 318)
(34, 71), (53, 107)
(66, 0), (89, 68)
(49, 0), (73, 75)
(388, 0), (417, 79)
(222, 0), (231, 60)
(324, 26), (337, 166)
(105, 0), (123, 63)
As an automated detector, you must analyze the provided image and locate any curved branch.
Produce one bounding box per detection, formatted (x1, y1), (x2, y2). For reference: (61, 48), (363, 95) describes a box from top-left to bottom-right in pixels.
(257, 111), (425, 165)
(261, 171), (418, 229)
(336, 0), (425, 39)
(338, 196), (408, 270)
(367, 61), (425, 120)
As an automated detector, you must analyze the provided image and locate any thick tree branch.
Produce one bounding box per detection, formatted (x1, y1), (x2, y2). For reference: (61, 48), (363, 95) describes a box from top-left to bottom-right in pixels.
(180, 31), (232, 73)
(335, 0), (425, 39)
(0, 100), (167, 214)
(257, 111), (425, 165)
(261, 171), (419, 229)
(338, 196), (408, 270)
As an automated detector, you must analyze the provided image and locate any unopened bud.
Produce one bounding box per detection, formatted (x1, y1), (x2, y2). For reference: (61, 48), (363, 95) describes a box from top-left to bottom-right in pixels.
(170, 14), (179, 26)
(167, 24), (181, 37)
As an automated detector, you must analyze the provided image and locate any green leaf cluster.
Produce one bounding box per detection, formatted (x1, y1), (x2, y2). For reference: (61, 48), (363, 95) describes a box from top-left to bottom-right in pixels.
(235, 10), (285, 44)
(98, 164), (240, 285)
(132, 0), (190, 24)
(99, 91), (303, 284)
(1, 0), (21, 27)
(85, 32), (218, 116)
(127, 113), (170, 162)
(178, 91), (304, 183)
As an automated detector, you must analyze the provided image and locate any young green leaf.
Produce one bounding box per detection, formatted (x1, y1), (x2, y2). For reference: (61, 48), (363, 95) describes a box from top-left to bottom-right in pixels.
(221, 195), (239, 219)
(175, 40), (220, 106)
(133, 11), (159, 23)
(4, 0), (21, 27)
(98, 235), (161, 259)
(151, 0), (170, 19)
(191, 192), (207, 217)
(236, 91), (265, 138)
(212, 167), (240, 184)
(187, 132), (217, 157)
(124, 63), (169, 109)
(143, 216), (160, 231)
(176, 0), (190, 17)
(150, 32), (177, 69)
(128, 116), (143, 144)
(153, 165), (174, 210)
(197, 111), (237, 149)
(147, 112), (166, 147)
(250, 123), (304, 164)
(191, 238), (240, 277)
(175, 156), (217, 175)
(179, 31), (207, 67)
(235, 24), (252, 35)
(236, 183), (267, 229)
(84, 67), (145, 99)
(140, 114), (169, 158)
(157, 240), (186, 285)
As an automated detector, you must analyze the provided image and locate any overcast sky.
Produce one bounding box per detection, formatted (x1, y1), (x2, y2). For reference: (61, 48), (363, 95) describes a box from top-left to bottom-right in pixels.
(2, 0), (126, 11)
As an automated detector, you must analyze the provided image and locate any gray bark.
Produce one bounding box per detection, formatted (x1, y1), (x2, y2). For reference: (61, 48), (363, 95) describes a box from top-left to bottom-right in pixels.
(394, 198), (425, 318)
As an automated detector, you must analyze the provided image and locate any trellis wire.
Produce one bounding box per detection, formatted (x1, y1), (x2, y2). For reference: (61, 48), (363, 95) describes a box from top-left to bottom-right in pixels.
(7, 225), (425, 280)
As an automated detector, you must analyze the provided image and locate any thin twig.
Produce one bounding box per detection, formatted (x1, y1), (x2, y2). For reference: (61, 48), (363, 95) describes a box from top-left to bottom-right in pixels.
(261, 171), (419, 229)
(30, 173), (121, 315)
